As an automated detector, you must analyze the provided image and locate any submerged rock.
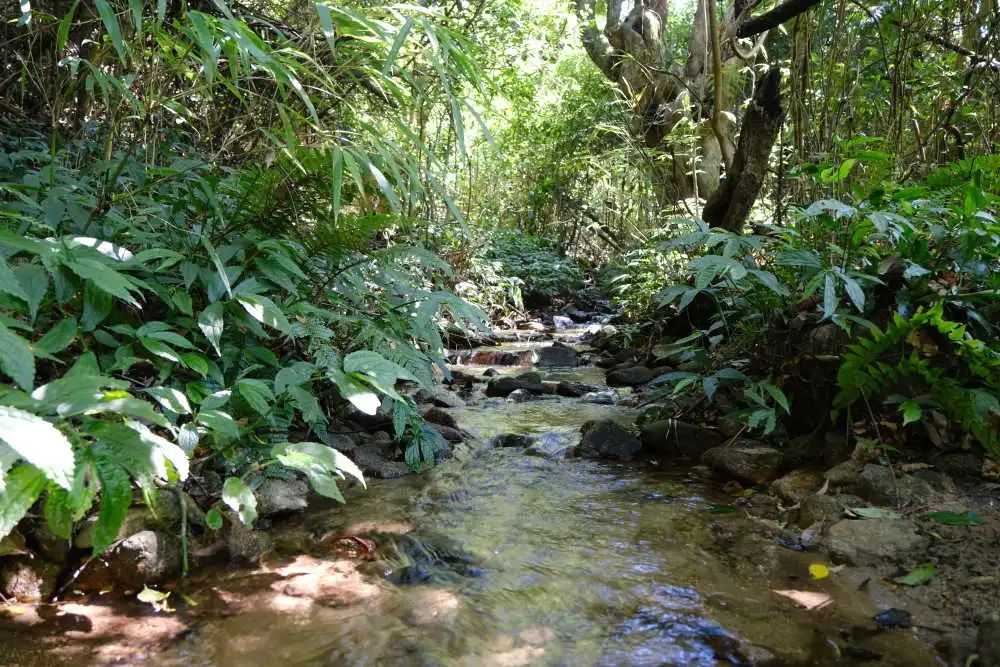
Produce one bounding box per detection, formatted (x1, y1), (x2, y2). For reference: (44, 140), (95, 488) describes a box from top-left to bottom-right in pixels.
(555, 380), (603, 398)
(485, 372), (545, 397)
(606, 365), (657, 387)
(490, 433), (535, 448)
(578, 420), (641, 461)
(506, 388), (534, 402)
(826, 518), (929, 564)
(526, 433), (574, 460)
(580, 390), (619, 405)
(257, 478), (309, 517)
(423, 407), (458, 429)
(703, 445), (787, 485)
(534, 341), (580, 367)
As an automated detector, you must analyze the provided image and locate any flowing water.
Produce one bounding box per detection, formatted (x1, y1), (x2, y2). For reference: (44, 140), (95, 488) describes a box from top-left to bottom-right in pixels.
(3, 334), (942, 666)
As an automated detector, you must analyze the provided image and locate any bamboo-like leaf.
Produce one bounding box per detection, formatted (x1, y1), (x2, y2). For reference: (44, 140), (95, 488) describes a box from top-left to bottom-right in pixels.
(94, 0), (128, 63)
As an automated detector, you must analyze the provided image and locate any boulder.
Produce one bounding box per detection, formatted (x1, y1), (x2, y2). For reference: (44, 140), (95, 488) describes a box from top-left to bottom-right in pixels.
(856, 464), (940, 506)
(703, 445), (788, 485)
(0, 557), (61, 601)
(606, 366), (657, 387)
(75, 507), (150, 549)
(77, 530), (182, 591)
(490, 433), (535, 448)
(823, 459), (865, 492)
(578, 420), (641, 461)
(552, 315), (575, 329)
(978, 618), (1000, 667)
(534, 342), (580, 367)
(526, 434), (574, 460)
(226, 521), (273, 564)
(826, 518), (929, 565)
(585, 325), (619, 350)
(429, 391), (467, 409)
(429, 423), (464, 442)
(423, 407), (458, 429)
(485, 372), (545, 397)
(555, 381), (603, 398)
(257, 478), (310, 517)
(325, 432), (359, 452)
(22, 519), (71, 563)
(796, 492), (866, 528)
(580, 390), (619, 405)
(506, 388), (534, 403)
(770, 469), (825, 503)
(640, 420), (724, 456)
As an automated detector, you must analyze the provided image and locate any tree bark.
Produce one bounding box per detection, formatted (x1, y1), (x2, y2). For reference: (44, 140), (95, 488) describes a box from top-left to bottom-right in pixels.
(702, 67), (784, 231)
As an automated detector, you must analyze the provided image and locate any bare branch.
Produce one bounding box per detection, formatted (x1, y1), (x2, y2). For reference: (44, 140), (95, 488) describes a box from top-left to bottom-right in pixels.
(736, 0), (821, 38)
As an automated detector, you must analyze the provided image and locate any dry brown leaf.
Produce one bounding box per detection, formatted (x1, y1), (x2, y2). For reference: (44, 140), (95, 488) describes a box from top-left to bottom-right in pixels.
(773, 589), (833, 611)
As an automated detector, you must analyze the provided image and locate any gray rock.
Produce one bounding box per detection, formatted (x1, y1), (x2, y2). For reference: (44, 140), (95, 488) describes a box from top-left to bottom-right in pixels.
(490, 433), (535, 448)
(257, 478), (309, 517)
(585, 325), (619, 350)
(824, 459), (865, 492)
(856, 464), (939, 506)
(526, 434), (574, 460)
(77, 530), (182, 591)
(978, 618), (1000, 667)
(826, 518), (929, 565)
(797, 493), (866, 528)
(429, 391), (466, 409)
(534, 342), (580, 367)
(606, 366), (657, 387)
(0, 556), (61, 601)
(75, 507), (149, 549)
(485, 372), (545, 397)
(506, 388), (534, 402)
(580, 390), (619, 405)
(703, 445), (787, 485)
(809, 323), (847, 355)
(555, 381), (603, 398)
(578, 420), (641, 461)
(771, 469), (825, 503)
(640, 420), (724, 456)
(324, 432), (358, 452)
(23, 519), (71, 563)
(429, 423), (464, 442)
(227, 521), (273, 564)
(552, 315), (575, 329)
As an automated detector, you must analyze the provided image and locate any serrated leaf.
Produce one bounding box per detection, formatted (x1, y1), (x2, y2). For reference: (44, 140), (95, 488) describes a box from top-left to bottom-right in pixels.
(34, 317), (78, 357)
(92, 459), (133, 554)
(0, 406), (75, 489)
(0, 257), (30, 303)
(43, 485), (75, 539)
(66, 257), (141, 307)
(200, 389), (231, 410)
(222, 477), (257, 527)
(236, 378), (274, 416)
(146, 387), (192, 415)
(0, 322), (35, 390)
(13, 264), (48, 324)
(0, 465), (47, 541)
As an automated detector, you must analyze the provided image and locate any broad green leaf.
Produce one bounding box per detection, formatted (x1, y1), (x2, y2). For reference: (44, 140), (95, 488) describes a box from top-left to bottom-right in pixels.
(92, 459), (132, 554)
(0, 322), (35, 390)
(237, 294), (291, 335)
(822, 273), (837, 319)
(275, 362), (314, 394)
(66, 257), (141, 307)
(197, 410), (241, 440)
(198, 302), (224, 356)
(34, 317), (77, 357)
(760, 382), (790, 414)
(139, 337), (181, 363)
(200, 389), (231, 410)
(0, 405), (75, 489)
(893, 563), (935, 586)
(841, 274), (865, 312)
(900, 401), (922, 426)
(201, 237), (232, 299)
(327, 366), (380, 415)
(12, 264), (48, 323)
(43, 485), (75, 539)
(848, 507), (903, 519)
(236, 378), (274, 416)
(146, 387), (192, 415)
(204, 508), (223, 530)
(94, 0), (128, 63)
(177, 423), (199, 454)
(288, 385), (322, 423)
(82, 281), (113, 330)
(0, 465), (47, 541)
(0, 257), (29, 303)
(222, 477), (257, 526)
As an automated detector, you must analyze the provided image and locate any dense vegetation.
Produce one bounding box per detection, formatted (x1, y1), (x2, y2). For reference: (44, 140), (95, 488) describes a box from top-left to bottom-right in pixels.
(0, 0), (997, 580)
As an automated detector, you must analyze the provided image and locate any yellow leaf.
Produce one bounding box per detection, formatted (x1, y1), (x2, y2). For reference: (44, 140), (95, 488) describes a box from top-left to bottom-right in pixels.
(809, 563), (830, 580)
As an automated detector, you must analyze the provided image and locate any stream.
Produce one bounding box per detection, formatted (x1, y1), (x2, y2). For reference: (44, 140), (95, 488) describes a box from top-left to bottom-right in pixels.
(3, 332), (942, 666)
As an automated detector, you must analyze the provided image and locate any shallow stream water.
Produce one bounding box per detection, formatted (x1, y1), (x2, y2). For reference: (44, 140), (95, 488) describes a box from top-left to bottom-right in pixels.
(3, 334), (942, 666)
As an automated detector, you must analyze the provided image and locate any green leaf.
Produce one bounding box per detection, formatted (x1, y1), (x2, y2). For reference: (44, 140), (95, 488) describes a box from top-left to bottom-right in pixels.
(92, 459), (132, 554)
(94, 0), (128, 63)
(288, 385), (322, 423)
(57, 1), (80, 53)
(197, 410), (241, 440)
(0, 465), (47, 541)
(0, 257), (30, 303)
(0, 322), (35, 390)
(848, 506), (903, 519)
(893, 563), (935, 586)
(760, 382), (790, 414)
(236, 378), (274, 416)
(82, 281), (113, 330)
(146, 387), (192, 415)
(841, 274), (866, 312)
(198, 302), (225, 356)
(222, 477), (257, 527)
(0, 405), (75, 489)
(327, 367), (381, 415)
(237, 294), (292, 335)
(273, 441), (364, 503)
(34, 317), (78, 357)
(822, 273), (837, 319)
(201, 237), (232, 299)
(922, 511), (983, 526)
(66, 257), (142, 308)
(707, 504), (737, 514)
(204, 508), (223, 530)
(200, 389), (231, 410)
(343, 350), (416, 399)
(13, 264), (48, 324)
(275, 362), (314, 394)
(900, 401), (922, 426)
(139, 337), (181, 363)
(177, 423), (199, 454)
(43, 485), (75, 539)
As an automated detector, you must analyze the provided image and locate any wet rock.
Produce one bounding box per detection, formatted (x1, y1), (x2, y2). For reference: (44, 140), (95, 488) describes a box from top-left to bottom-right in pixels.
(578, 420), (641, 461)
(0, 556), (61, 601)
(534, 341), (580, 367)
(580, 390), (619, 405)
(423, 407), (457, 429)
(526, 433), (574, 460)
(147, 488), (207, 531)
(352, 446), (412, 479)
(506, 388), (534, 403)
(606, 365), (657, 387)
(826, 518), (929, 564)
(485, 372), (545, 397)
(428, 391), (467, 409)
(453, 349), (533, 366)
(824, 459), (865, 492)
(257, 478), (309, 518)
(702, 446), (787, 485)
(368, 461), (414, 479)
(978, 617), (1000, 667)
(585, 324), (619, 350)
(482, 368), (499, 377)
(552, 315), (575, 329)
(640, 420), (724, 456)
(226, 521), (273, 564)
(797, 492), (866, 528)
(555, 380), (603, 398)
(76, 530), (183, 591)
(930, 451), (982, 479)
(490, 433), (535, 448)
(22, 519), (71, 563)
(75, 507), (150, 549)
(324, 432), (358, 452)
(856, 464), (940, 506)
(429, 423), (464, 442)
(771, 469), (825, 504)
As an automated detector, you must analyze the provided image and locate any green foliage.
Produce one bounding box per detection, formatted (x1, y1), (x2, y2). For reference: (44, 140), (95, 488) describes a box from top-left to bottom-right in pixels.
(483, 232), (584, 300)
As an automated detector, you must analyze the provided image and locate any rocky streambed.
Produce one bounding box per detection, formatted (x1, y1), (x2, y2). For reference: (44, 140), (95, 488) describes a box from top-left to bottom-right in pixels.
(1, 319), (999, 666)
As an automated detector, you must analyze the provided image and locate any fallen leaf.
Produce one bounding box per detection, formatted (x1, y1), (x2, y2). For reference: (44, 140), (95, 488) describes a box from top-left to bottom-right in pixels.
(708, 504), (737, 514)
(847, 507), (903, 519)
(774, 589), (833, 610)
(892, 563), (935, 586)
(809, 563), (830, 580)
(137, 585), (173, 612)
(922, 511), (983, 526)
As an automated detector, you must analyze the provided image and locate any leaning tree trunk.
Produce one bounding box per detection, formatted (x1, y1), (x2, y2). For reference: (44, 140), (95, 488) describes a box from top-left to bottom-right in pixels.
(575, 0), (822, 232)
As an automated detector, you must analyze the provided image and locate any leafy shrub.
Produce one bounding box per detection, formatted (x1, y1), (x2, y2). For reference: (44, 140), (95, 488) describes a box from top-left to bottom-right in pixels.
(483, 232), (584, 301)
